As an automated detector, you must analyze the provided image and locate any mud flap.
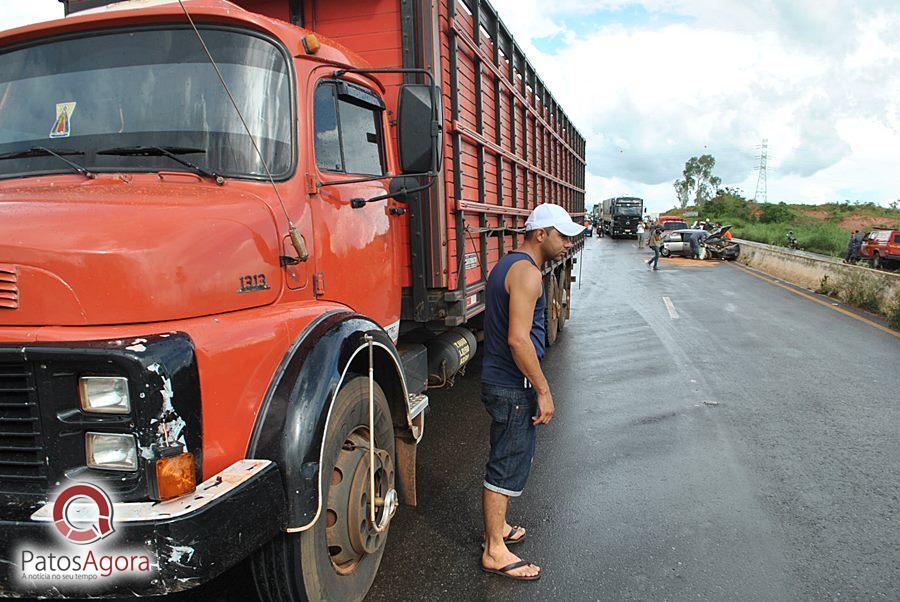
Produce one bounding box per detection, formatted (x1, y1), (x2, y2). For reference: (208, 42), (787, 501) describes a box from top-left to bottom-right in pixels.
(395, 435), (418, 507)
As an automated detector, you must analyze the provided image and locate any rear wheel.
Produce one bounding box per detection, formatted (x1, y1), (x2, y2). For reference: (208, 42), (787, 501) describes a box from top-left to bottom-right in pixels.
(252, 376), (395, 602)
(557, 269), (569, 331)
(546, 274), (560, 347)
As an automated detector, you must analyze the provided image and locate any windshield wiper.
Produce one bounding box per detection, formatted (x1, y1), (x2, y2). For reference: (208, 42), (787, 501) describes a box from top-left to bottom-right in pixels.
(96, 145), (224, 184)
(0, 146), (96, 179)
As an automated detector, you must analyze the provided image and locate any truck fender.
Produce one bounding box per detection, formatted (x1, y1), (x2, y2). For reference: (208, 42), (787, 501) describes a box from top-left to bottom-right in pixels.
(247, 312), (413, 532)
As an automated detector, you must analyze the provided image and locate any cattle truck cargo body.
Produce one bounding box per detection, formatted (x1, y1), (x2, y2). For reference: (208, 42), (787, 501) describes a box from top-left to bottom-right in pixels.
(0, 0), (585, 599)
(600, 196), (643, 237)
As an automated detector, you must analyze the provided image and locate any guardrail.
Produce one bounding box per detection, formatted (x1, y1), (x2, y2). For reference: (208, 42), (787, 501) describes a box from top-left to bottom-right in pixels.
(734, 239), (900, 316)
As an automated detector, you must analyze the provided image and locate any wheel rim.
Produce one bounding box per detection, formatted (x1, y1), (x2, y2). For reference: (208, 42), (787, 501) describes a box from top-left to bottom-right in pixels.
(326, 428), (394, 576)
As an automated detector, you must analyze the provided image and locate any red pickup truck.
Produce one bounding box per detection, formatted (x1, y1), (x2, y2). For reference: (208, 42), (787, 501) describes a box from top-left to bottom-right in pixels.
(859, 229), (900, 270)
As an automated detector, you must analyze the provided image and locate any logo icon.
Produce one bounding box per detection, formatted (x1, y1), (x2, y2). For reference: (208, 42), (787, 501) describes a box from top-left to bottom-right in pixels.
(52, 483), (115, 545)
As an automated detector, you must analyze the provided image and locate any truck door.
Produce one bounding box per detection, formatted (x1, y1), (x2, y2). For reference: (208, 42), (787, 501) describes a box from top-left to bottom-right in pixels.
(307, 75), (400, 337)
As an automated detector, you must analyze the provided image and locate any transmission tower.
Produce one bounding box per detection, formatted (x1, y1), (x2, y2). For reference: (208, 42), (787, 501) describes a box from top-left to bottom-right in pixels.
(754, 139), (768, 203)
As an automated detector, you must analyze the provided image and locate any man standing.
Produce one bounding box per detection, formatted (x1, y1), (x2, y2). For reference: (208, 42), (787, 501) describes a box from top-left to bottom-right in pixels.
(480, 203), (580, 581)
(646, 227), (662, 270)
(846, 229), (863, 262)
(636, 220), (645, 248)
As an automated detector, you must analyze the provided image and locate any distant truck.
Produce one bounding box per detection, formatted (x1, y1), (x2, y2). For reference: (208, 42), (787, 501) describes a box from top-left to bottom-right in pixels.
(599, 196), (643, 237)
(658, 215), (689, 231)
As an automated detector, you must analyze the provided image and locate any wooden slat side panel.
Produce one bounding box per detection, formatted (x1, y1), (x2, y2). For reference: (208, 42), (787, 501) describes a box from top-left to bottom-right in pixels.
(439, 0), (586, 292)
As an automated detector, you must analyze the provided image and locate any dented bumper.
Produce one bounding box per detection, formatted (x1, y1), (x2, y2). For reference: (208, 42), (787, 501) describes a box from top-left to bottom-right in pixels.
(0, 460), (285, 597)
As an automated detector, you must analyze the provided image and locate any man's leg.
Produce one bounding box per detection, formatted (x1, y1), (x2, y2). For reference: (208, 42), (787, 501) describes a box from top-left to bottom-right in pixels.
(482, 488), (539, 577)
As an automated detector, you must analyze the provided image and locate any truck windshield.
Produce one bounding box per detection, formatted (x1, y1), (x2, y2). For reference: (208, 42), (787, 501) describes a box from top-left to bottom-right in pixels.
(0, 28), (292, 180)
(615, 205), (642, 216)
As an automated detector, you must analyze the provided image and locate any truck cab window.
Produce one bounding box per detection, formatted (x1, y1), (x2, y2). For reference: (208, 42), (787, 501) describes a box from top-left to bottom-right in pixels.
(314, 84), (342, 171)
(313, 81), (385, 176)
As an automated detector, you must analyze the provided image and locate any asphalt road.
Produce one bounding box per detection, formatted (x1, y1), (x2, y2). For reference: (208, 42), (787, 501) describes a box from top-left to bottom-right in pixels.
(66, 235), (899, 601)
(366, 236), (899, 601)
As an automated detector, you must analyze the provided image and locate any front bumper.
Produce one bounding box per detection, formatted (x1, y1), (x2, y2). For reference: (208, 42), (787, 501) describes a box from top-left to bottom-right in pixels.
(0, 460), (285, 598)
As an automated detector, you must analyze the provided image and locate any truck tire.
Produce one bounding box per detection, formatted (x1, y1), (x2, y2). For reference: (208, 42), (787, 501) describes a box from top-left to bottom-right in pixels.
(557, 270), (569, 331)
(872, 253), (882, 270)
(546, 275), (560, 347)
(252, 376), (395, 602)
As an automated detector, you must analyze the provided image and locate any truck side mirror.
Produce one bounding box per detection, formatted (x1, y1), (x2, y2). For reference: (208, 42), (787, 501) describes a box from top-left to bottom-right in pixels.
(398, 84), (440, 175)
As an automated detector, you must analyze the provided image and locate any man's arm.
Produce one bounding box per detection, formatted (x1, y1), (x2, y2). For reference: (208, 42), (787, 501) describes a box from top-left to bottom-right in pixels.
(506, 262), (554, 425)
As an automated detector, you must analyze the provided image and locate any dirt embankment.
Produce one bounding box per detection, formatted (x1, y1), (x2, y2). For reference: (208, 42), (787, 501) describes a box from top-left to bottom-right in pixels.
(839, 215), (900, 231)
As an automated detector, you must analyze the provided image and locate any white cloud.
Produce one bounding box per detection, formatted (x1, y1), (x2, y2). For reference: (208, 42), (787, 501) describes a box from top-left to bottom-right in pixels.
(0, 2), (64, 32)
(492, 0), (900, 211)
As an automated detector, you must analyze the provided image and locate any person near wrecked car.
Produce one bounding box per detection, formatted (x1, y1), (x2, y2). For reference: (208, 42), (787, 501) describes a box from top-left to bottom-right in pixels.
(480, 203), (581, 581)
(646, 227), (663, 270)
(845, 229), (863, 262)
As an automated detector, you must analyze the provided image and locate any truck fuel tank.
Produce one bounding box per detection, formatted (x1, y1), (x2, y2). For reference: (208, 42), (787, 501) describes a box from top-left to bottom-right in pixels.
(426, 327), (477, 388)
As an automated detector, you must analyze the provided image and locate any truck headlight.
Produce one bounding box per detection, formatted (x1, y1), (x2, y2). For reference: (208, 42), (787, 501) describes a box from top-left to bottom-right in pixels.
(79, 377), (131, 414)
(86, 432), (138, 471)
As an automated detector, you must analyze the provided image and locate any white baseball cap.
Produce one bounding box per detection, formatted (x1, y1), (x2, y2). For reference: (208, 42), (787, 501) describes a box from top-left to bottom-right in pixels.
(525, 203), (586, 237)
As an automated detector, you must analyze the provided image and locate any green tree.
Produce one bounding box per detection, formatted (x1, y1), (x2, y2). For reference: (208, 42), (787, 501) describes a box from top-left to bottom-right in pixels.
(705, 188), (751, 221)
(674, 179), (690, 209)
(674, 154), (721, 207)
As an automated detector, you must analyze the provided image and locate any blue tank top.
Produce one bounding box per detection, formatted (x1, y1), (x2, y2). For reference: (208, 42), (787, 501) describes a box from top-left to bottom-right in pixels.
(482, 251), (546, 389)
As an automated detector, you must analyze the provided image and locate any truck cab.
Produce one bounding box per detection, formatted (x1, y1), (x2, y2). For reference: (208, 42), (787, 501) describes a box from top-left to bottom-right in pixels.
(0, 1), (584, 599)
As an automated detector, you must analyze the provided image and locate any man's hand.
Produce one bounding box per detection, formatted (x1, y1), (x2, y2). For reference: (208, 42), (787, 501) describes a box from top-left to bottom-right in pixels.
(533, 389), (555, 425)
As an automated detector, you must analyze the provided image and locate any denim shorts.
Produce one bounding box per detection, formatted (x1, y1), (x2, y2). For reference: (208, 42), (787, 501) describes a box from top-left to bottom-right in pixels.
(482, 383), (537, 497)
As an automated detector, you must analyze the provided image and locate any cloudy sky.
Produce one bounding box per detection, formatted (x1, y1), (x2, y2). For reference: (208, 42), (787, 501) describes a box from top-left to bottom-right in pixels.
(3, 1), (899, 212)
(491, 0), (900, 211)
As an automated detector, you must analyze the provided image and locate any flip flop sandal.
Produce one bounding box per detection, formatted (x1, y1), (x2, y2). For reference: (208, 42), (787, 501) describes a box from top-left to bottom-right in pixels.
(481, 526), (526, 549)
(482, 560), (541, 581)
(504, 525), (526, 545)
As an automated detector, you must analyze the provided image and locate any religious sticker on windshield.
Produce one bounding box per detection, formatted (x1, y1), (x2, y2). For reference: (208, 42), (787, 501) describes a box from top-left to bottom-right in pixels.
(49, 102), (76, 139)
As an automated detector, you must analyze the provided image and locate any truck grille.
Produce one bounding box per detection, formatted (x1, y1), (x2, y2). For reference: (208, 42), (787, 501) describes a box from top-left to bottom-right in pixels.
(0, 264), (18, 309)
(0, 362), (47, 488)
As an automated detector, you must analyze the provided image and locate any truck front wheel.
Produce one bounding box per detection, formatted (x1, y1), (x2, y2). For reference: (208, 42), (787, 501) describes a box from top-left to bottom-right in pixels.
(252, 376), (395, 602)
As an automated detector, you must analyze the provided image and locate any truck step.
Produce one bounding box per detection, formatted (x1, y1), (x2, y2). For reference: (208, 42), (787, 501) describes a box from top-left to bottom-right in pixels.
(408, 393), (429, 420)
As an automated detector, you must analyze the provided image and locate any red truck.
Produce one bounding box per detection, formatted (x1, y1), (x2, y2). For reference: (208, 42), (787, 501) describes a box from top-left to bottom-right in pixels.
(0, 0), (585, 599)
(859, 229), (900, 270)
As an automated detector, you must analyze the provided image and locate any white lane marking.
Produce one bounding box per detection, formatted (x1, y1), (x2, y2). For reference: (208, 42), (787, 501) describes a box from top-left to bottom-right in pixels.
(662, 296), (680, 319)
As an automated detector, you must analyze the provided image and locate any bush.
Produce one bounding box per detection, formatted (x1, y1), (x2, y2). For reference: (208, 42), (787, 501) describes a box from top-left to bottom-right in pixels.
(704, 193), (753, 221)
(817, 275), (838, 297)
(839, 272), (884, 314)
(757, 202), (794, 224)
(888, 298), (900, 331)
(795, 223), (847, 257)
